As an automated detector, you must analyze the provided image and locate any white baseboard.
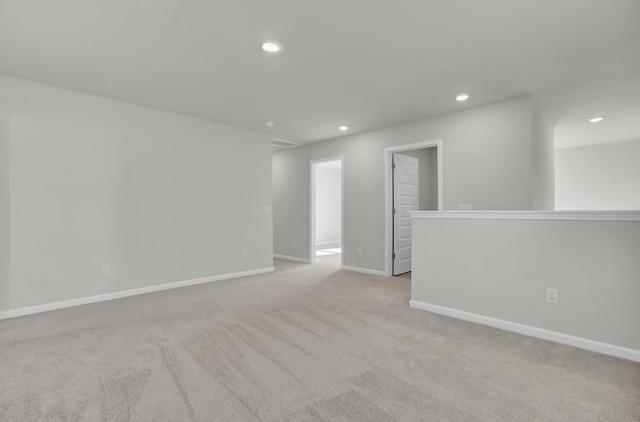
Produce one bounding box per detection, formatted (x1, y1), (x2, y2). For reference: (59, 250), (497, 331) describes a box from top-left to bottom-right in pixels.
(409, 300), (640, 363)
(342, 265), (387, 277)
(273, 254), (310, 264)
(0, 267), (275, 321)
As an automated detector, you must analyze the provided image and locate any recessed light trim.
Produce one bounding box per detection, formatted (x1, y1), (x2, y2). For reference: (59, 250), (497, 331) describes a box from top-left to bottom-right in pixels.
(588, 116), (604, 123)
(456, 93), (469, 102)
(262, 42), (281, 53)
(338, 126), (349, 131)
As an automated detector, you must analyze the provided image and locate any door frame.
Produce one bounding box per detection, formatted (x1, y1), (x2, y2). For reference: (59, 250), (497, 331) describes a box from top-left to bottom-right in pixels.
(310, 156), (344, 266)
(384, 140), (443, 277)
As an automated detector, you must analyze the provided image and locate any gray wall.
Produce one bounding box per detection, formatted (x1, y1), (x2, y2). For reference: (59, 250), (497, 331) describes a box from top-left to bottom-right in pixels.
(429, 147), (438, 209)
(273, 96), (533, 271)
(0, 107), (9, 311)
(272, 146), (311, 260)
(556, 140), (640, 210)
(411, 216), (640, 351)
(0, 75), (273, 312)
(531, 98), (555, 210)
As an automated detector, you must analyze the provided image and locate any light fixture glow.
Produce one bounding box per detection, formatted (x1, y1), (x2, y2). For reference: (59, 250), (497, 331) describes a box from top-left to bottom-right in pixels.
(588, 116), (604, 123)
(338, 126), (349, 131)
(456, 93), (469, 102)
(262, 42), (281, 53)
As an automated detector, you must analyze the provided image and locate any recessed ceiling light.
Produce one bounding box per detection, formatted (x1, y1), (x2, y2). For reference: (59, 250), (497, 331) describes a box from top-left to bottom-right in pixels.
(588, 116), (604, 123)
(338, 126), (349, 131)
(456, 93), (469, 102)
(262, 42), (281, 53)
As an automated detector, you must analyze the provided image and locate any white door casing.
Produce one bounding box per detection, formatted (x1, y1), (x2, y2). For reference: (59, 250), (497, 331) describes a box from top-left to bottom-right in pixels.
(393, 153), (419, 275)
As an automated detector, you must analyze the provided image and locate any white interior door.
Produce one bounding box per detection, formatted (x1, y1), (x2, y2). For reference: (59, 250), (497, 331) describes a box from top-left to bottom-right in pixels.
(393, 153), (419, 275)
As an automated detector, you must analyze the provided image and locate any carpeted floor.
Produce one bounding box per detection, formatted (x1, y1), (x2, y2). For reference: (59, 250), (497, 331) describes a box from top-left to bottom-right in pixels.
(1, 255), (639, 421)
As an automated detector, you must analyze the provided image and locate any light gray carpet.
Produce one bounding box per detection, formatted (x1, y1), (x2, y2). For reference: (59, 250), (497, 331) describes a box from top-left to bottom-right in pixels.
(1, 255), (639, 421)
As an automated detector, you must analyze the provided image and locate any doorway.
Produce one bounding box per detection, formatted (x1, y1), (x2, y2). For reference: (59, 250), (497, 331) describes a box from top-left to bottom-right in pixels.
(384, 140), (443, 276)
(392, 153), (419, 275)
(310, 157), (343, 266)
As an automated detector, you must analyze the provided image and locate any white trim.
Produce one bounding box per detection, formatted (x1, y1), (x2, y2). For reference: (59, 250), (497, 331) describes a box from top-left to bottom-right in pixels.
(310, 156), (344, 267)
(342, 265), (387, 277)
(384, 139), (443, 276)
(273, 254), (311, 263)
(409, 210), (640, 222)
(409, 300), (640, 363)
(0, 267), (275, 321)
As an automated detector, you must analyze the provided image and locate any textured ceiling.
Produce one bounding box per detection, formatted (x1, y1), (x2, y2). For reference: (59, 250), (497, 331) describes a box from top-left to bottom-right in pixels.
(1, 0), (639, 149)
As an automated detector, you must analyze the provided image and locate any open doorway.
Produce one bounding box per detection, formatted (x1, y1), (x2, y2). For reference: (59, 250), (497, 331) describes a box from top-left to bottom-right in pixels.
(384, 140), (443, 276)
(310, 157), (343, 266)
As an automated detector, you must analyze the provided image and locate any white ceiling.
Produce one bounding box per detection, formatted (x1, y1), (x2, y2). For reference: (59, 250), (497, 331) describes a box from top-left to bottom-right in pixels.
(1, 0), (639, 149)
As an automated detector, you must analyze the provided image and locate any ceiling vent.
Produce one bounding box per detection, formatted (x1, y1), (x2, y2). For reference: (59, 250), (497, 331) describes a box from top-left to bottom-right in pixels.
(272, 139), (299, 148)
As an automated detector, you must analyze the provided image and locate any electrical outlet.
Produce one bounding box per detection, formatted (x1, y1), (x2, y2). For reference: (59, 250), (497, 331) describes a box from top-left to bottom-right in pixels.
(546, 288), (558, 304)
(458, 204), (471, 211)
(264, 206), (272, 214)
(242, 249), (247, 258)
(357, 247), (362, 256)
(102, 265), (111, 276)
